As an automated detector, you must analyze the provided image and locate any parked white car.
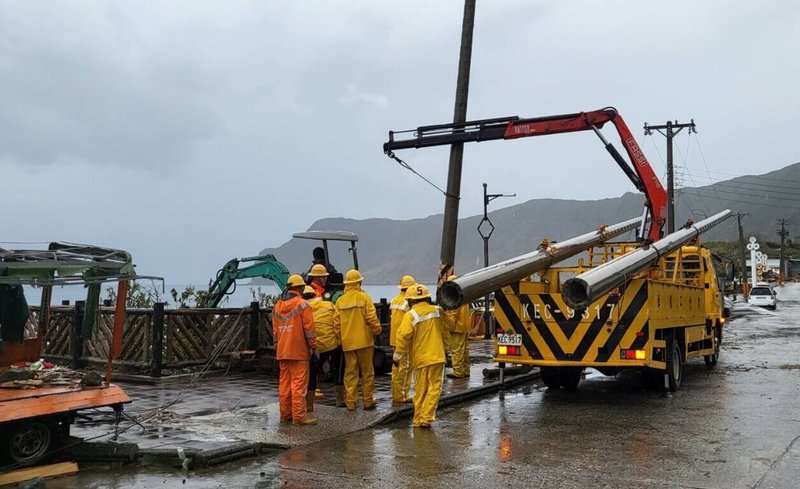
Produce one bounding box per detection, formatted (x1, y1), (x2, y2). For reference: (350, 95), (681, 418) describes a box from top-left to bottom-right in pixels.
(749, 284), (777, 310)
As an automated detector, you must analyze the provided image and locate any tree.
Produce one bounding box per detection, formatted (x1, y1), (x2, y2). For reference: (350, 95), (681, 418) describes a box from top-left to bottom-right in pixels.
(169, 283), (217, 308)
(105, 281), (162, 308)
(250, 287), (278, 308)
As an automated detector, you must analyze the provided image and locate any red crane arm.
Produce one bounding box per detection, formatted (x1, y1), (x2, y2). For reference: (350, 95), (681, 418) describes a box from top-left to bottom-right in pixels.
(384, 107), (667, 241)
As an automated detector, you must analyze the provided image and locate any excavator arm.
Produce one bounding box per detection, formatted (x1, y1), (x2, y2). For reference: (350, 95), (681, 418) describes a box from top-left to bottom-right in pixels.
(205, 254), (290, 308)
(384, 107), (667, 242)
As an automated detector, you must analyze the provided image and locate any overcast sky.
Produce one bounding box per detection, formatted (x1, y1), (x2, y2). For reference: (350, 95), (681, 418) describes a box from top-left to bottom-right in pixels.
(2, 1), (798, 283)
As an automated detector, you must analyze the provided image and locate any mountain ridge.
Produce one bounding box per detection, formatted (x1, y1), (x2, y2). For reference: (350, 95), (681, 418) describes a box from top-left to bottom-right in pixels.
(261, 162), (800, 284)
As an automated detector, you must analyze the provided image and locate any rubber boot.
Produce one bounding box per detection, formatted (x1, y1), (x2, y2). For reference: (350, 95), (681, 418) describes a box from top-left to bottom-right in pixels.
(306, 391), (315, 413)
(292, 417), (318, 426)
(335, 386), (346, 408)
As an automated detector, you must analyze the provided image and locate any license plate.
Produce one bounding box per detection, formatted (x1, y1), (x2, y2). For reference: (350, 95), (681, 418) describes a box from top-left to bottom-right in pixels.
(496, 334), (522, 346)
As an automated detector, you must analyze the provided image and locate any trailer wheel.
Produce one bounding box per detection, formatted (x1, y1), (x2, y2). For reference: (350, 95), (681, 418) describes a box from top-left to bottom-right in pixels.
(667, 336), (683, 392)
(540, 367), (561, 389)
(559, 367), (582, 390)
(704, 326), (720, 369)
(2, 420), (55, 467)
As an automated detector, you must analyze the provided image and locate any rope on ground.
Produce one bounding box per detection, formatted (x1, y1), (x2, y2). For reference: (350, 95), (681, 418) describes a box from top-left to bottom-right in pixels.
(111, 306), (253, 436)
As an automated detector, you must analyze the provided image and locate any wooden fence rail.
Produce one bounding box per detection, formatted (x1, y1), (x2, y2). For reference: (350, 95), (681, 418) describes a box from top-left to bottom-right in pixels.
(36, 302), (272, 375)
(32, 299), (391, 377)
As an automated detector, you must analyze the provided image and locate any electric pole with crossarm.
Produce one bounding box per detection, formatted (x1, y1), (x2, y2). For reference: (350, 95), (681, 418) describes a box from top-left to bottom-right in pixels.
(644, 119), (697, 234)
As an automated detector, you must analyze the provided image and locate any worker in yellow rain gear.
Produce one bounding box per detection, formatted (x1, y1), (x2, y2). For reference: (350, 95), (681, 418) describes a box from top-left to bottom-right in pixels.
(272, 275), (317, 426)
(394, 284), (453, 428)
(307, 264), (329, 299)
(337, 269), (382, 411)
(302, 285), (345, 408)
(445, 275), (471, 378)
(390, 275), (415, 404)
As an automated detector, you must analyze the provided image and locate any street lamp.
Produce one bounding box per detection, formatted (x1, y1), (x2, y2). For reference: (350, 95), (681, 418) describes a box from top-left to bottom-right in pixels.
(477, 183), (515, 339)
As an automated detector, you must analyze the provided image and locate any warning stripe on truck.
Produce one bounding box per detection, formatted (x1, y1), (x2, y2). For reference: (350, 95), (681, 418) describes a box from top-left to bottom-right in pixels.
(496, 281), (649, 362)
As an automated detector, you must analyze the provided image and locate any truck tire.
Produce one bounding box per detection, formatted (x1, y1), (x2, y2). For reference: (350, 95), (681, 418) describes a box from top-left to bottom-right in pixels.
(559, 367), (582, 390)
(540, 367), (561, 389)
(667, 336), (683, 392)
(704, 326), (720, 369)
(1, 419), (56, 467)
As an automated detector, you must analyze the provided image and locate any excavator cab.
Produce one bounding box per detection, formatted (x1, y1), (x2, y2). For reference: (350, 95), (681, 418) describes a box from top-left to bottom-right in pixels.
(293, 231), (392, 374)
(292, 230), (359, 300)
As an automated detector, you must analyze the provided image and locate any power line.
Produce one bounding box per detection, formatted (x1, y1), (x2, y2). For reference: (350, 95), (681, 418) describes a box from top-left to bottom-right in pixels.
(678, 170), (800, 193)
(681, 165), (800, 185)
(678, 178), (800, 197)
(677, 192), (800, 211)
(686, 186), (800, 204)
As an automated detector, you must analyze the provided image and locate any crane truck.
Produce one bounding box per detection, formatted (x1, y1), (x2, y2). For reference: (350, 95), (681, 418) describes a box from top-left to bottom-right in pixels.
(385, 107), (729, 392)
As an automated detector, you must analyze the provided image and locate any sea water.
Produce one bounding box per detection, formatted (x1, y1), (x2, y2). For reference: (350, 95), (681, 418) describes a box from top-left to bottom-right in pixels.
(21, 282), (436, 308)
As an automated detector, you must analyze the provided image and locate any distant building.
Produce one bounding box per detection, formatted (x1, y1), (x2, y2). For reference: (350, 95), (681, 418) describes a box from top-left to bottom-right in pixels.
(789, 259), (800, 278)
(746, 258), (800, 279)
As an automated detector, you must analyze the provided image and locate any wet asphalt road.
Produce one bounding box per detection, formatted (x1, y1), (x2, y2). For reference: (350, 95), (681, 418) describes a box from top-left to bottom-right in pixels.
(54, 283), (800, 488)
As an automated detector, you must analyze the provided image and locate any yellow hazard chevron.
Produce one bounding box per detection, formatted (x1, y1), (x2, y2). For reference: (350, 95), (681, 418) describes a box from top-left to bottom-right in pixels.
(496, 280), (650, 363)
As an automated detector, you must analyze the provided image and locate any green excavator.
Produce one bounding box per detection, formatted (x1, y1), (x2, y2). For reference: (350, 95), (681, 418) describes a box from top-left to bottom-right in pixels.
(204, 254), (291, 308)
(204, 231), (360, 308)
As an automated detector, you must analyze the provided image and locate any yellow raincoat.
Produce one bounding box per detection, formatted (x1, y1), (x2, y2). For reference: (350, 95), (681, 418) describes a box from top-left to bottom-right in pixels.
(389, 292), (411, 402)
(395, 302), (452, 369)
(446, 303), (471, 377)
(389, 293), (410, 346)
(337, 285), (381, 351)
(394, 301), (453, 427)
(307, 297), (341, 354)
(336, 283), (381, 410)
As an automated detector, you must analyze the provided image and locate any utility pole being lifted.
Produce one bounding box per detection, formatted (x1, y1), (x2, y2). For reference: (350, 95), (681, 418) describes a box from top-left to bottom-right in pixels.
(777, 218), (791, 284)
(438, 0), (476, 287)
(644, 119), (697, 234)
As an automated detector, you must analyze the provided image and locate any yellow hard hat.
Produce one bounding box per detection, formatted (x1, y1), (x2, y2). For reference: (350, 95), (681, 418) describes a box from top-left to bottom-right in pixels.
(405, 284), (431, 300)
(447, 274), (457, 281)
(398, 275), (416, 289)
(343, 269), (363, 284)
(286, 274), (306, 288)
(302, 286), (315, 297)
(308, 264), (329, 277)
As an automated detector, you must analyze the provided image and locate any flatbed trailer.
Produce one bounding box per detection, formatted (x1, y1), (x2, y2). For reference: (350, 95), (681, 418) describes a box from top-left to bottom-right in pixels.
(0, 385), (130, 425)
(0, 242), (158, 468)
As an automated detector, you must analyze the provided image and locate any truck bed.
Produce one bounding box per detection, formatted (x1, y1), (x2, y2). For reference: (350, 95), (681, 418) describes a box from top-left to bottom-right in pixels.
(0, 384), (130, 423)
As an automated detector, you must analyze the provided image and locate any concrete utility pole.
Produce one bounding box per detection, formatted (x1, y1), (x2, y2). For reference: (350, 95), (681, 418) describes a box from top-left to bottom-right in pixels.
(643, 119), (697, 233)
(735, 213), (749, 295)
(777, 218), (791, 284)
(439, 0), (476, 287)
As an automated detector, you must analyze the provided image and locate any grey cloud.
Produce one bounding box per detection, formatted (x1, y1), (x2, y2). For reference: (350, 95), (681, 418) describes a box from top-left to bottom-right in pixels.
(0, 3), (224, 169)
